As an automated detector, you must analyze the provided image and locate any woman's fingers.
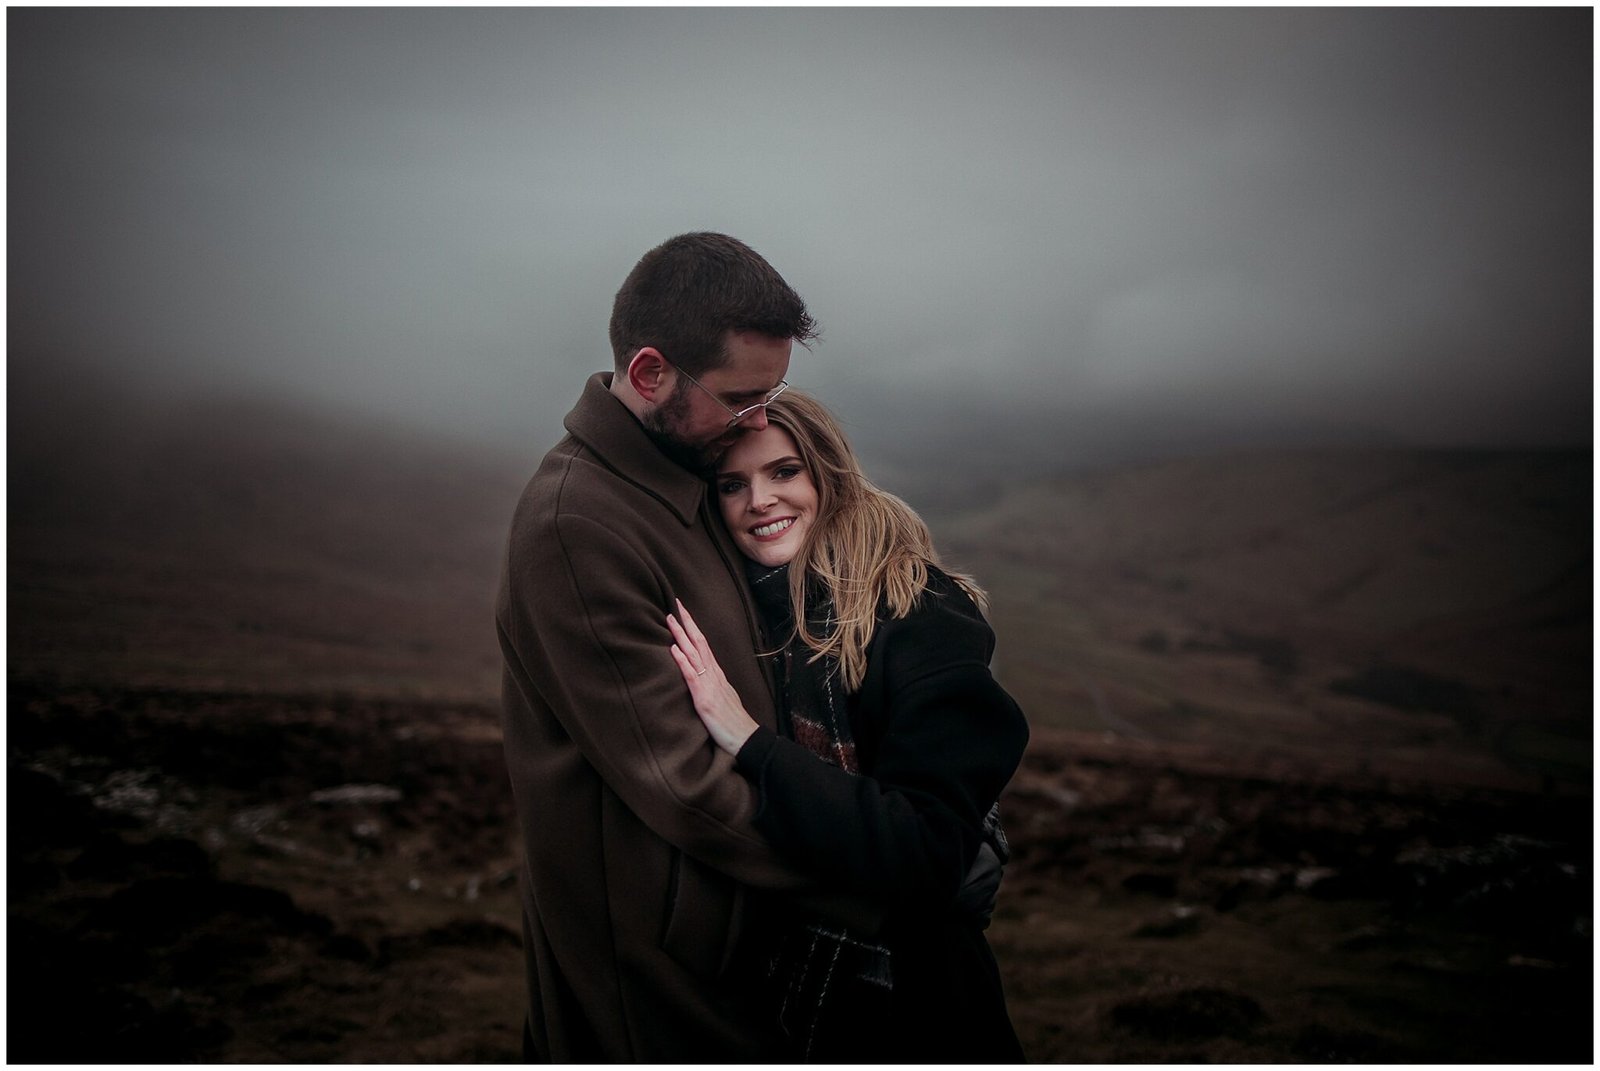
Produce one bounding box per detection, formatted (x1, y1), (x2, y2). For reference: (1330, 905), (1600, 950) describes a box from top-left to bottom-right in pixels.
(669, 642), (702, 687)
(673, 599), (712, 654)
(666, 613), (693, 659)
(666, 603), (758, 756)
(667, 614), (707, 677)
(671, 601), (723, 680)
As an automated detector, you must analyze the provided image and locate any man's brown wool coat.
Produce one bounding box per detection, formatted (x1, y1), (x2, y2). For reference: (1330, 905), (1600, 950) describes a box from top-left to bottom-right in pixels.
(496, 373), (874, 1061)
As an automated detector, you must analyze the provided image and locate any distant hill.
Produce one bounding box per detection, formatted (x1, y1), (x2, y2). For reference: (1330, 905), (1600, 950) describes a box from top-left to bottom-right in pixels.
(10, 385), (533, 699)
(9, 385), (1589, 786)
(938, 448), (1590, 786)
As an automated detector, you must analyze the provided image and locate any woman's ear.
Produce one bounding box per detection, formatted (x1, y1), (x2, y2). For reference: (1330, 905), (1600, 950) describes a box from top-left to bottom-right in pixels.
(626, 347), (671, 402)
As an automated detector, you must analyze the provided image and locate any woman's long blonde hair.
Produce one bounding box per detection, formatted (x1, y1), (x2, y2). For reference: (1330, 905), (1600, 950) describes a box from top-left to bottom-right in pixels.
(759, 390), (985, 692)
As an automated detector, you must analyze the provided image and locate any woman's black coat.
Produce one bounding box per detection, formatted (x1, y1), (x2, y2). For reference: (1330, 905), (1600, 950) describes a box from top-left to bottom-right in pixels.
(733, 565), (1030, 1061)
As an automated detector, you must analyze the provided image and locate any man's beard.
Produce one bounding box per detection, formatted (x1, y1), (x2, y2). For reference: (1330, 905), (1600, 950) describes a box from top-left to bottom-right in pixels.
(641, 382), (726, 475)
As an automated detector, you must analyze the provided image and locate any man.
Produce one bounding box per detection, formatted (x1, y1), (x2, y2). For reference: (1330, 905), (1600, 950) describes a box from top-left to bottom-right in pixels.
(496, 233), (874, 1061)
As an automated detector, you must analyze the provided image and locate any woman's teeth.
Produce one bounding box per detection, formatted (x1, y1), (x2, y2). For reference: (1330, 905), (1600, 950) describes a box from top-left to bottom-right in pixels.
(752, 518), (794, 538)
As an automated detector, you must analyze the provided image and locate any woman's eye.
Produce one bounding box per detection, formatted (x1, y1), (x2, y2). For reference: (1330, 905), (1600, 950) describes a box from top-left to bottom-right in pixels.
(775, 466), (801, 480)
(718, 481), (745, 495)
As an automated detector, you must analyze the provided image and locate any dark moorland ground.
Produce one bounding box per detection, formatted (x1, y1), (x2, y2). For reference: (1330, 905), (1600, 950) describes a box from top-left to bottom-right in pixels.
(8, 390), (1593, 1062)
(8, 683), (1591, 1062)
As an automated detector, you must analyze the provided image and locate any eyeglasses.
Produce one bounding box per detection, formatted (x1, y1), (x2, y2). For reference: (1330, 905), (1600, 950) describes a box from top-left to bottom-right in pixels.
(662, 356), (789, 429)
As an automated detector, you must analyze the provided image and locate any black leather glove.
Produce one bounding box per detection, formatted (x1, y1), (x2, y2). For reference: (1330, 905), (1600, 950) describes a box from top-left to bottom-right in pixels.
(954, 840), (1005, 929)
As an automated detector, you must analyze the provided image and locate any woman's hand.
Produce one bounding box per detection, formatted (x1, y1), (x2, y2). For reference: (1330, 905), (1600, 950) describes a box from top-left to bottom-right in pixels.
(668, 599), (760, 756)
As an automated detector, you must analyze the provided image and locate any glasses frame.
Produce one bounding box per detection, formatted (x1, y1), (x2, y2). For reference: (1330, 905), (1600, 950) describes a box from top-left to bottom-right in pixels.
(661, 355), (789, 429)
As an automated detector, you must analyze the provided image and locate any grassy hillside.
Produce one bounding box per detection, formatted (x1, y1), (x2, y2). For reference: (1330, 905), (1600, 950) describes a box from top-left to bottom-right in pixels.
(937, 448), (1590, 786)
(10, 391), (530, 699)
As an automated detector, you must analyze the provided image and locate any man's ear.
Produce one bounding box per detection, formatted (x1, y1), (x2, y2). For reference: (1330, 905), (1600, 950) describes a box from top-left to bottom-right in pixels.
(625, 347), (671, 402)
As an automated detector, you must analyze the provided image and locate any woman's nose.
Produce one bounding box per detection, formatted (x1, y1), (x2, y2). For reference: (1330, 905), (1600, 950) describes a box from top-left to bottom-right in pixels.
(749, 481), (777, 512)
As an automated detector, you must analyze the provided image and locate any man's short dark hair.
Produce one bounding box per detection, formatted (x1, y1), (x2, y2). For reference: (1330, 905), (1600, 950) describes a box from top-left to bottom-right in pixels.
(609, 232), (818, 376)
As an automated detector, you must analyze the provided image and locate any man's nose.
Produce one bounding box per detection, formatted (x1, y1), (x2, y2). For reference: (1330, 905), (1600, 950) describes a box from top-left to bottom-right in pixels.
(738, 407), (770, 432)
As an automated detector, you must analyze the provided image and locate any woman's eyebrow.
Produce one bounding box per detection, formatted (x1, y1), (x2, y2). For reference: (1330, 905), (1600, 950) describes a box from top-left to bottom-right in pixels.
(716, 456), (801, 480)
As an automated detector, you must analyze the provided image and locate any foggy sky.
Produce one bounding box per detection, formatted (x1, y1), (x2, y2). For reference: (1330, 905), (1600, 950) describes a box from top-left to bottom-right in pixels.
(8, 8), (1592, 465)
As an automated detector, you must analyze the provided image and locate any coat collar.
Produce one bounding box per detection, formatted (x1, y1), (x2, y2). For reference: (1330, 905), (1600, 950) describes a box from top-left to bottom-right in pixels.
(563, 372), (706, 526)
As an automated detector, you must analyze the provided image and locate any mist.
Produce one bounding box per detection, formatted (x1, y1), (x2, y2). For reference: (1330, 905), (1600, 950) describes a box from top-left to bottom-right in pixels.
(9, 7), (1591, 471)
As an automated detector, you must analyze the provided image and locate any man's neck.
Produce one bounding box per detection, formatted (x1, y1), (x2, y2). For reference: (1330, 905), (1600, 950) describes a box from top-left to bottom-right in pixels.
(609, 371), (651, 423)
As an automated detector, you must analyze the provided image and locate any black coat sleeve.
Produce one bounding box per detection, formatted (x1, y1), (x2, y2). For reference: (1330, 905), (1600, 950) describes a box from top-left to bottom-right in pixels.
(732, 577), (1029, 914)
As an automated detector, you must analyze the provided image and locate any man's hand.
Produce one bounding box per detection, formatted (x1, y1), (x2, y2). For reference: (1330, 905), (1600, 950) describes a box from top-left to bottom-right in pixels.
(954, 840), (1005, 929)
(668, 599), (760, 756)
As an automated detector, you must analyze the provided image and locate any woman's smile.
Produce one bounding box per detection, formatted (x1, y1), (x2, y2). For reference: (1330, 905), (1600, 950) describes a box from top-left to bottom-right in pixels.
(750, 516), (797, 540)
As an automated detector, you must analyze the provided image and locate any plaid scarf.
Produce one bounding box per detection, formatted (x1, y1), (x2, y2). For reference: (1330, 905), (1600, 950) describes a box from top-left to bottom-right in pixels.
(747, 562), (894, 1061)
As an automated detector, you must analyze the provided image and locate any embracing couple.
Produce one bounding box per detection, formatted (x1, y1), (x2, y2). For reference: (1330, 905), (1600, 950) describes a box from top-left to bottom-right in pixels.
(496, 233), (1029, 1063)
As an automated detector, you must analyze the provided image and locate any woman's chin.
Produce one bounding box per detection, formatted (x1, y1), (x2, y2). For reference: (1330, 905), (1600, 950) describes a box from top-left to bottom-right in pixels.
(741, 541), (797, 569)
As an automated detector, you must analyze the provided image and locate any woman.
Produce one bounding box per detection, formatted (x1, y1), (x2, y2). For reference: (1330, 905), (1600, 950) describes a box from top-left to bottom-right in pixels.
(665, 390), (1029, 1062)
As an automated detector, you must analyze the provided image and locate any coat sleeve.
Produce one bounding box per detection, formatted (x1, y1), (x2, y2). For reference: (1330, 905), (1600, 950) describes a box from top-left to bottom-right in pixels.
(731, 586), (1029, 913)
(499, 506), (840, 896)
